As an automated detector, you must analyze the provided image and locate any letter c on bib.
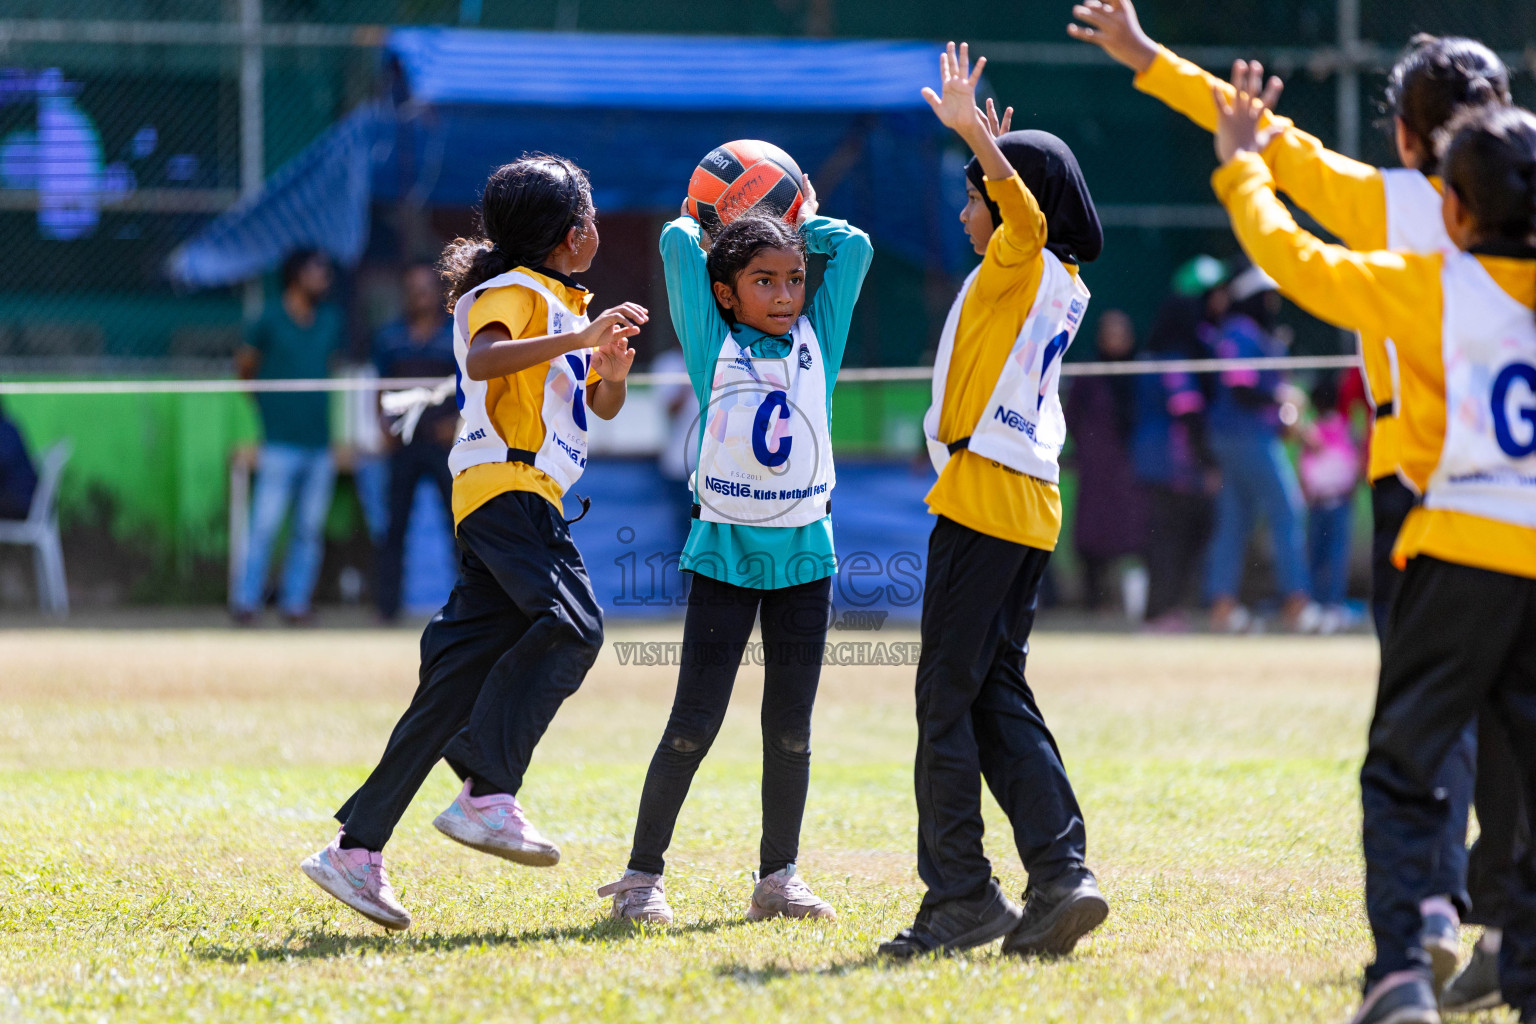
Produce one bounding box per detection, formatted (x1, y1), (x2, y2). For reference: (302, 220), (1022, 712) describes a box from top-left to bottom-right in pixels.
(752, 390), (793, 468)
(1491, 362), (1536, 458)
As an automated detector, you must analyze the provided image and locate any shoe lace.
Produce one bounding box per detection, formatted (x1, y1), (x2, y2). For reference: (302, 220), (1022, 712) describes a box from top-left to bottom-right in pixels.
(503, 797), (530, 829)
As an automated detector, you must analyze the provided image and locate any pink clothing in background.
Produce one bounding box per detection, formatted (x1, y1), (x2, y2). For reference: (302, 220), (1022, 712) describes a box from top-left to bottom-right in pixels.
(1299, 411), (1360, 505)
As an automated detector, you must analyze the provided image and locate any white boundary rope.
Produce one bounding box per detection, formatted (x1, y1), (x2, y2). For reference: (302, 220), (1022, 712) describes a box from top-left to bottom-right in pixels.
(0, 354), (1359, 395)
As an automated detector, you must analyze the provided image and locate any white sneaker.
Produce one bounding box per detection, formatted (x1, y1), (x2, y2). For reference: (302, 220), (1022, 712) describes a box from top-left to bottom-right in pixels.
(598, 872), (673, 925)
(432, 778), (560, 866)
(746, 864), (836, 921)
(300, 831), (411, 931)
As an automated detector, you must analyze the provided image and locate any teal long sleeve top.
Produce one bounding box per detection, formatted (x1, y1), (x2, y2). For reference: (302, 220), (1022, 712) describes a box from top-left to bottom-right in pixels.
(659, 213), (873, 590)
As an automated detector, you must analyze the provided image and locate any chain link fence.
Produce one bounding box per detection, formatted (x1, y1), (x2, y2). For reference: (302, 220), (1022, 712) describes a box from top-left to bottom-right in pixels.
(0, 1), (1531, 372)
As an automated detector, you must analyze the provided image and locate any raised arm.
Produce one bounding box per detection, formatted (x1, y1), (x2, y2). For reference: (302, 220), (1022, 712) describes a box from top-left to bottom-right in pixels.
(659, 215), (729, 373)
(1071, 1), (1388, 249)
(799, 178), (873, 376)
(1212, 89), (1440, 361)
(921, 41), (1047, 295)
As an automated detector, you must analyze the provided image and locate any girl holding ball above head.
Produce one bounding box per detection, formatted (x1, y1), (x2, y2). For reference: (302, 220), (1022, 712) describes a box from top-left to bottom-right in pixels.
(301, 154), (647, 931)
(879, 42), (1108, 960)
(1207, 73), (1536, 1024)
(597, 162), (872, 926)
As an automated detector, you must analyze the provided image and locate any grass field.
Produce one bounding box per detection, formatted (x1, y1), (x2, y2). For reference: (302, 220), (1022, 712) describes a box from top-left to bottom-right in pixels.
(0, 624), (1512, 1023)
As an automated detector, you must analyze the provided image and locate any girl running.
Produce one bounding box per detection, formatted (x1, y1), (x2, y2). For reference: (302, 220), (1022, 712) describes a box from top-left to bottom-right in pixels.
(1072, 4), (1513, 989)
(301, 154), (647, 931)
(597, 171), (872, 925)
(879, 43), (1107, 960)
(1210, 80), (1536, 1024)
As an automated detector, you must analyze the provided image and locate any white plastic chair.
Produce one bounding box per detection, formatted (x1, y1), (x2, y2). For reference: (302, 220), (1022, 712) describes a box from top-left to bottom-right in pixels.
(0, 440), (71, 615)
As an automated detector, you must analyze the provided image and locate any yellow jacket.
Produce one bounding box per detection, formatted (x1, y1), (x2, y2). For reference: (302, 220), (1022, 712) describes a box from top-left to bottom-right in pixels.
(926, 174), (1072, 550)
(1136, 47), (1431, 484)
(1213, 152), (1536, 579)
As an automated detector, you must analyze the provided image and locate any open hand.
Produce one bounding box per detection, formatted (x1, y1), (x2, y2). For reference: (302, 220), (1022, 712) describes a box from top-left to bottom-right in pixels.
(1213, 60), (1283, 163)
(1068, 0), (1159, 74)
(794, 174), (819, 227)
(980, 97), (1013, 138)
(921, 42), (989, 136)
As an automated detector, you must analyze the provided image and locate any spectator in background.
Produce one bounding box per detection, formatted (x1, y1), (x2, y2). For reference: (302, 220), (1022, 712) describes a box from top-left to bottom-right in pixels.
(0, 398), (37, 520)
(1298, 372), (1361, 634)
(1131, 256), (1227, 630)
(1067, 309), (1146, 611)
(1204, 264), (1315, 633)
(232, 248), (342, 625)
(372, 263), (457, 622)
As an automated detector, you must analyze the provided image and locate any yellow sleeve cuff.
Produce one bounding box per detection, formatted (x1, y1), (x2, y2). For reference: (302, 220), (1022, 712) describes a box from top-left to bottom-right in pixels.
(1212, 151), (1273, 204)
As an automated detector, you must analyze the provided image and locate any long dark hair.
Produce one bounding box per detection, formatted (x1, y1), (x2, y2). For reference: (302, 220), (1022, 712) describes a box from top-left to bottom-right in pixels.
(440, 154), (594, 310)
(705, 216), (806, 324)
(1385, 34), (1510, 175)
(1441, 106), (1536, 292)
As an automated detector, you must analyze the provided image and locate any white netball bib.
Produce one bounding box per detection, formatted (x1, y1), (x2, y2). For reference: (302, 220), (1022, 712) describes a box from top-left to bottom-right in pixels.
(924, 250), (1091, 482)
(1362, 170), (1456, 463)
(1422, 255), (1536, 527)
(1382, 169), (1451, 254)
(692, 318), (834, 528)
(449, 270), (593, 494)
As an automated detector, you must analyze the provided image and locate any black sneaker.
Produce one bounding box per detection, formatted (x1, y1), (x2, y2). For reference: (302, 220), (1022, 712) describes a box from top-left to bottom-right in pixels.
(877, 878), (1023, 959)
(1002, 869), (1109, 957)
(1440, 942), (1502, 1013)
(1419, 911), (1460, 993)
(1347, 970), (1440, 1024)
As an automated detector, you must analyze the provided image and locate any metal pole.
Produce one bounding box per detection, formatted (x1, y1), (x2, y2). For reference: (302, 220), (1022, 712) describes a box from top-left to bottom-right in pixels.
(1336, 0), (1361, 158)
(239, 0), (264, 321)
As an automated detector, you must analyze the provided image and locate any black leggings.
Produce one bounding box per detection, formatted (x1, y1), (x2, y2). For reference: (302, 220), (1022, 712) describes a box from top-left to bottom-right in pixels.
(626, 573), (830, 878)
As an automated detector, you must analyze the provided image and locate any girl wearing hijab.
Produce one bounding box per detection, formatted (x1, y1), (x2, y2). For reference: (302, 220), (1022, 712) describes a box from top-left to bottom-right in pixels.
(879, 43), (1108, 960)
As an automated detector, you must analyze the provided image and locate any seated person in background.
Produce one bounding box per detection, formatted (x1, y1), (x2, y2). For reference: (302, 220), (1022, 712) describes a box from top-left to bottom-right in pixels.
(0, 398), (38, 520)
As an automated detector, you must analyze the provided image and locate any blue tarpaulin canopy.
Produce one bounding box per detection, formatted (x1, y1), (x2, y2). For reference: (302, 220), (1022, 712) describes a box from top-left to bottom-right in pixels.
(169, 28), (972, 288)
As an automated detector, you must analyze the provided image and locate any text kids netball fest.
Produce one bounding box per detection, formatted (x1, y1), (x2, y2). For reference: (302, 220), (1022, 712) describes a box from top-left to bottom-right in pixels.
(4, 3), (1536, 1023)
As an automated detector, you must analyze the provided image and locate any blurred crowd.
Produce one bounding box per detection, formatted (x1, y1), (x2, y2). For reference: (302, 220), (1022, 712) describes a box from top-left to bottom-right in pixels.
(215, 248), (1367, 631)
(1067, 254), (1369, 634)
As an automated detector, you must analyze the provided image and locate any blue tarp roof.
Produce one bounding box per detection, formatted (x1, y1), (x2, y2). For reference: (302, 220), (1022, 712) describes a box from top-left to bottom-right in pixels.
(169, 29), (973, 289)
(387, 28), (940, 111)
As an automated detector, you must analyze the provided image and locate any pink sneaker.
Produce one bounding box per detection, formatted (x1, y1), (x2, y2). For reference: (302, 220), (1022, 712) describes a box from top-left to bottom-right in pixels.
(746, 865), (836, 921)
(299, 832), (411, 931)
(598, 872), (673, 925)
(432, 779), (560, 866)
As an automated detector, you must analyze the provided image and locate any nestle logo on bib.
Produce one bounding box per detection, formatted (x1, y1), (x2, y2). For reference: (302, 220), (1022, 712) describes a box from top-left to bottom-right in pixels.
(1067, 298), (1085, 327)
(703, 475), (752, 498)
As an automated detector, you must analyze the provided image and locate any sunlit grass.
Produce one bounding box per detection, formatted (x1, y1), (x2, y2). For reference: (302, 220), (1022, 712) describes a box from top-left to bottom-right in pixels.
(0, 627), (1513, 1022)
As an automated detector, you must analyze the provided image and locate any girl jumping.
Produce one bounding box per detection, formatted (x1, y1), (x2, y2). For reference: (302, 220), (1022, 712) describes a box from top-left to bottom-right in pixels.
(301, 154), (646, 930)
(598, 173), (872, 925)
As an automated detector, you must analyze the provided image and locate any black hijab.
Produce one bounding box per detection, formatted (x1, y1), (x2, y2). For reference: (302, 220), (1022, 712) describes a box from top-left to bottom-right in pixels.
(965, 129), (1103, 265)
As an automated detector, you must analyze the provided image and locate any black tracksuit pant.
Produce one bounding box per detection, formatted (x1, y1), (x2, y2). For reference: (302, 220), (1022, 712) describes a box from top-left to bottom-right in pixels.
(335, 490), (603, 851)
(626, 572), (830, 878)
(914, 515), (1088, 908)
(1466, 707), (1531, 929)
(1360, 556), (1536, 1018)
(1370, 475), (1479, 916)
(375, 437), (454, 620)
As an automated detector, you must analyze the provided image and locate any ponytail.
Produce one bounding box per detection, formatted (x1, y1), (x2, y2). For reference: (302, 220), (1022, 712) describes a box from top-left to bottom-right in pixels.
(439, 153), (595, 310)
(1385, 34), (1511, 175)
